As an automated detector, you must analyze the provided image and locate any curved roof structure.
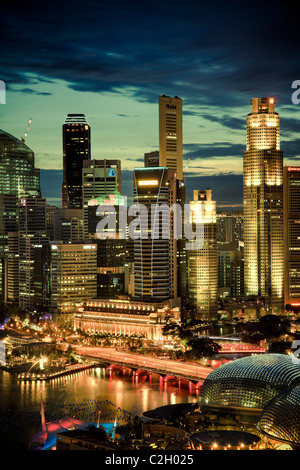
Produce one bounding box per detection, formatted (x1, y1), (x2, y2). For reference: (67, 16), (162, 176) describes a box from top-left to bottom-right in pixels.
(199, 354), (300, 411)
(257, 385), (300, 448)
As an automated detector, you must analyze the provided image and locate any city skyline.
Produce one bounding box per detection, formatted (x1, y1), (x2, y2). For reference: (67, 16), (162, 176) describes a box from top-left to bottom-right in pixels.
(0, 1), (299, 209)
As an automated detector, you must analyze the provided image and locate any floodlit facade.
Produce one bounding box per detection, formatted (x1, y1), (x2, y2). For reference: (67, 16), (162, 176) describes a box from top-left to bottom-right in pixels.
(283, 166), (300, 308)
(62, 114), (90, 209)
(243, 98), (284, 313)
(74, 298), (180, 341)
(187, 189), (218, 320)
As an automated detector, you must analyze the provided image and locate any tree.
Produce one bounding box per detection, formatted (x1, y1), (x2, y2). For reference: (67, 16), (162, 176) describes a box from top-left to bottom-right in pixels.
(86, 424), (108, 441)
(185, 337), (221, 360)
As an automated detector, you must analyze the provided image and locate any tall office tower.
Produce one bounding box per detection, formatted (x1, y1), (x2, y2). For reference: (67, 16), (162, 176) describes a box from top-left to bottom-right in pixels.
(243, 97), (284, 313)
(144, 150), (159, 168)
(50, 242), (97, 315)
(62, 114), (90, 209)
(82, 159), (125, 298)
(187, 189), (218, 321)
(82, 159), (121, 239)
(158, 95), (186, 311)
(159, 95), (183, 179)
(9, 196), (50, 311)
(0, 129), (40, 298)
(133, 167), (182, 305)
(283, 166), (300, 308)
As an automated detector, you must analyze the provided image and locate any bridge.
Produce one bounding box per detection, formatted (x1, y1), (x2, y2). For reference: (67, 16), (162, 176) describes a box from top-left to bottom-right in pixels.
(76, 346), (215, 384)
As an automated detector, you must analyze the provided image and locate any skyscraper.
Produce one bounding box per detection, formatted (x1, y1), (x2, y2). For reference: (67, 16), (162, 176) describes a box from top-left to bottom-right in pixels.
(62, 114), (90, 209)
(0, 129), (40, 298)
(133, 167), (172, 303)
(158, 95), (183, 179)
(243, 98), (284, 313)
(187, 189), (218, 320)
(283, 166), (300, 309)
(7, 196), (50, 311)
(133, 167), (183, 305)
(82, 159), (121, 239)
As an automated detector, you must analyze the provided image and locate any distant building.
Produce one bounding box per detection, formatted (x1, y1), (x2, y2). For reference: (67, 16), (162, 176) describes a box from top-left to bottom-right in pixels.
(218, 240), (244, 298)
(62, 114), (90, 209)
(230, 210), (244, 243)
(283, 166), (300, 308)
(58, 208), (84, 243)
(144, 150), (159, 168)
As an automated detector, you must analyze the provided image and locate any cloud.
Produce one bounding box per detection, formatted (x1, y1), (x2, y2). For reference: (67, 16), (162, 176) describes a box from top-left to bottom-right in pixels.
(183, 142), (245, 159)
(19, 87), (52, 96)
(0, 0), (298, 115)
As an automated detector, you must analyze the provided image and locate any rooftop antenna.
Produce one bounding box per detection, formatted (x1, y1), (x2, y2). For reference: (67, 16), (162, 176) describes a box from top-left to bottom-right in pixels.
(21, 117), (32, 143)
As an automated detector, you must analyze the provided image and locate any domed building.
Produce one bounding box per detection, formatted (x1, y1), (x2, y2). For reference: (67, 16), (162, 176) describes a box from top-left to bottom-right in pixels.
(199, 354), (300, 423)
(257, 385), (300, 449)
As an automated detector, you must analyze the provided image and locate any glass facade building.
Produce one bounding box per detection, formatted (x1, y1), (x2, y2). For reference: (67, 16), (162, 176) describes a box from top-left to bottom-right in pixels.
(200, 354), (300, 421)
(257, 384), (300, 448)
(0, 129), (40, 297)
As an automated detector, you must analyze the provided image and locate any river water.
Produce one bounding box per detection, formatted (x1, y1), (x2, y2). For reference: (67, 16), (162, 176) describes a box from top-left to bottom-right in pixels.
(0, 365), (198, 450)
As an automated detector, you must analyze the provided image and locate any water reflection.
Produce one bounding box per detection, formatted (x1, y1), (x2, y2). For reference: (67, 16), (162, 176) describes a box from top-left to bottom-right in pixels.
(0, 365), (198, 448)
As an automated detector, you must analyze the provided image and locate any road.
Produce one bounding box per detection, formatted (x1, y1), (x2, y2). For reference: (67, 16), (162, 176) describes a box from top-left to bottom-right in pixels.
(76, 346), (215, 382)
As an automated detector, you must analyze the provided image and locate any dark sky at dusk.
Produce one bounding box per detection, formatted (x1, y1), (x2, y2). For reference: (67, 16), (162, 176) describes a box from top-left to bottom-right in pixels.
(0, 0), (299, 209)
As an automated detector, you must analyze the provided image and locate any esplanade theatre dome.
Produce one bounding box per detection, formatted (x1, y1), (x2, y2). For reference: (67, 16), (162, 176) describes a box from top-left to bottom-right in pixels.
(257, 385), (300, 449)
(199, 354), (300, 418)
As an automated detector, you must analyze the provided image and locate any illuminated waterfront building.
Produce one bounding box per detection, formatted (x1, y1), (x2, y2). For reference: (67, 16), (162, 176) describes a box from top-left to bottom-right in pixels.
(50, 242), (97, 315)
(74, 298), (180, 341)
(187, 189), (218, 320)
(283, 166), (300, 308)
(62, 114), (90, 209)
(158, 95), (183, 180)
(243, 98), (284, 313)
